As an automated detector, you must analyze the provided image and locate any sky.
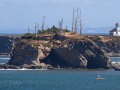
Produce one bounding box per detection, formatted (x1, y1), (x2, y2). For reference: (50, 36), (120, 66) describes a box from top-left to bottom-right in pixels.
(0, 0), (120, 33)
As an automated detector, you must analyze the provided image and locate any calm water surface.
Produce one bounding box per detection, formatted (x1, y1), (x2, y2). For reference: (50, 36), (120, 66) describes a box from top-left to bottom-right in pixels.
(0, 55), (120, 90)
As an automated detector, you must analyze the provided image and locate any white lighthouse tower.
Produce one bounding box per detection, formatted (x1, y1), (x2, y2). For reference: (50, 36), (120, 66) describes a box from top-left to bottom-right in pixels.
(115, 23), (120, 30)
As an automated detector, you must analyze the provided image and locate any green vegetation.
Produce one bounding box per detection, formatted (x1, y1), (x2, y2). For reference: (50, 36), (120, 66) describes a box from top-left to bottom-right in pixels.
(23, 26), (70, 39)
(38, 25), (70, 34)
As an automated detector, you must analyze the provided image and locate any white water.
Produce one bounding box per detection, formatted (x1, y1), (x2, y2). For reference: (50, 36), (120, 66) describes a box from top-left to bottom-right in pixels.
(0, 68), (48, 71)
(0, 58), (10, 60)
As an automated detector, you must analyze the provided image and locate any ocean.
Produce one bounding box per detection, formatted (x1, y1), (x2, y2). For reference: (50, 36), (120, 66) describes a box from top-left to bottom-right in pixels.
(0, 55), (120, 90)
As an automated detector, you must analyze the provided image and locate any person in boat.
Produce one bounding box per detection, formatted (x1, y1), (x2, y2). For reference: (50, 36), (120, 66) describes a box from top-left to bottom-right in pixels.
(96, 75), (104, 80)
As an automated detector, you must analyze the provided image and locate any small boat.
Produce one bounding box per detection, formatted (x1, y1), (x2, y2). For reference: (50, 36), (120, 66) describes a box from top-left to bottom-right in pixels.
(96, 75), (105, 80)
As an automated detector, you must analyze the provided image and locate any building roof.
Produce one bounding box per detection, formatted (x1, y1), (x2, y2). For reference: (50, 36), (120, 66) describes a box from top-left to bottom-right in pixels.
(109, 29), (120, 32)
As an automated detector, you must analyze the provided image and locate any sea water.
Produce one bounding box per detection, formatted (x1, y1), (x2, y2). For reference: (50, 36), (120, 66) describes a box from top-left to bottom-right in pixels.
(0, 55), (10, 64)
(0, 55), (120, 90)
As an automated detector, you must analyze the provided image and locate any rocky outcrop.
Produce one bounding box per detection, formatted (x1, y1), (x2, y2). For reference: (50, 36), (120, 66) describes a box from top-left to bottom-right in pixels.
(9, 40), (51, 66)
(42, 47), (87, 68)
(53, 33), (66, 41)
(8, 34), (112, 69)
(73, 39), (112, 69)
(0, 64), (51, 69)
(87, 36), (120, 57)
(0, 64), (20, 69)
(0, 36), (20, 54)
(42, 38), (112, 69)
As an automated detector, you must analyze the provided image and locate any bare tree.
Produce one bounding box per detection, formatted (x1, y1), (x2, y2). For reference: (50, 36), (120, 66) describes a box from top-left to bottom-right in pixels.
(35, 23), (37, 38)
(41, 16), (45, 31)
(66, 25), (68, 30)
(72, 7), (75, 32)
(71, 7), (84, 34)
(74, 8), (80, 33)
(28, 26), (30, 33)
(79, 9), (83, 34)
(59, 18), (64, 33)
(46, 25), (48, 34)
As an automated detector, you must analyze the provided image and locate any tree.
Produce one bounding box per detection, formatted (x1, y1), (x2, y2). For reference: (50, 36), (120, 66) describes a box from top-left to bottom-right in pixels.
(72, 7), (75, 32)
(71, 7), (83, 34)
(58, 18), (64, 33)
(74, 8), (79, 33)
(41, 16), (45, 31)
(79, 9), (83, 34)
(35, 23), (37, 38)
(28, 26), (30, 33)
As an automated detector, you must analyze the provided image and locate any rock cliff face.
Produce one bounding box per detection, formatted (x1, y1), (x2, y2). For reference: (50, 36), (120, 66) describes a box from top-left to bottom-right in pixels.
(0, 36), (20, 54)
(9, 34), (112, 69)
(43, 38), (112, 69)
(9, 40), (50, 66)
(87, 36), (120, 57)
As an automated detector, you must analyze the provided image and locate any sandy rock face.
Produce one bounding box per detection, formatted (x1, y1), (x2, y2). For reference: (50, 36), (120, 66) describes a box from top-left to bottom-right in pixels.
(9, 41), (47, 65)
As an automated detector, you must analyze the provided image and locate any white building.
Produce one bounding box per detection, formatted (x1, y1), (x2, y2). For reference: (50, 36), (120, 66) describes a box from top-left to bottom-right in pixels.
(109, 23), (120, 36)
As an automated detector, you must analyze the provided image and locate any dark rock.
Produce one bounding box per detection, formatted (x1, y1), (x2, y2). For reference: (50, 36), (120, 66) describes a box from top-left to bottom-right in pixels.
(53, 33), (66, 41)
(87, 36), (120, 57)
(0, 36), (20, 54)
(43, 47), (87, 68)
(9, 41), (42, 65)
(0, 64), (20, 69)
(73, 39), (112, 69)
(42, 38), (112, 69)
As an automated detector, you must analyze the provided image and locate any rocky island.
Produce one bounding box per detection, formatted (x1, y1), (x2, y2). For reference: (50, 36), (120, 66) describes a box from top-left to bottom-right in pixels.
(0, 29), (115, 69)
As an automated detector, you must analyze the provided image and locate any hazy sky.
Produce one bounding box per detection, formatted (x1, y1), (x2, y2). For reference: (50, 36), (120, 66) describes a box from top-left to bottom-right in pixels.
(0, 0), (120, 33)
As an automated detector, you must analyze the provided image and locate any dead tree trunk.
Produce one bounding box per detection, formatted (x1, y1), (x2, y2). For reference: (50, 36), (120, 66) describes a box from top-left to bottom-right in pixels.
(72, 7), (75, 32)
(35, 23), (37, 38)
(59, 18), (64, 33)
(42, 16), (45, 31)
(79, 10), (83, 34)
(28, 26), (30, 33)
(74, 8), (80, 33)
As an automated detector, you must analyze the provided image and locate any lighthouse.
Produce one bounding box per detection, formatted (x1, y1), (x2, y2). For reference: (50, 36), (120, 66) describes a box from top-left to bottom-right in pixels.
(115, 23), (119, 30)
(109, 23), (120, 36)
